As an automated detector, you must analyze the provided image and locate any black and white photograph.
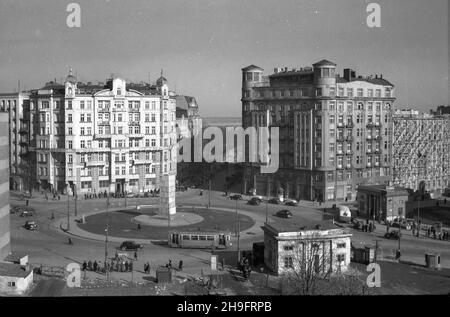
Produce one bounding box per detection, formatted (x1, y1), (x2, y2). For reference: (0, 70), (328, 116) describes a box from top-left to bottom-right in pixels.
(0, 0), (449, 302)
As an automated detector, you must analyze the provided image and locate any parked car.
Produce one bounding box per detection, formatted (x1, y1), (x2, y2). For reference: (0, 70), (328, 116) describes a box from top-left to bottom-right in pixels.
(284, 199), (298, 206)
(247, 197), (261, 206)
(276, 210), (293, 218)
(268, 197), (281, 204)
(251, 195), (264, 201)
(126, 193), (136, 198)
(119, 241), (143, 251)
(229, 194), (243, 200)
(24, 220), (37, 230)
(20, 210), (33, 217)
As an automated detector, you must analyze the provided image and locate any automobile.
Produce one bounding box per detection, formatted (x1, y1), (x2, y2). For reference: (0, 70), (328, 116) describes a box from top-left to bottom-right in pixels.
(126, 193), (136, 198)
(268, 197), (281, 204)
(391, 219), (411, 230)
(229, 194), (243, 200)
(384, 230), (400, 240)
(251, 195), (264, 201)
(276, 210), (293, 218)
(119, 241), (143, 251)
(20, 210), (33, 217)
(247, 198), (261, 206)
(284, 199), (298, 206)
(24, 220), (37, 230)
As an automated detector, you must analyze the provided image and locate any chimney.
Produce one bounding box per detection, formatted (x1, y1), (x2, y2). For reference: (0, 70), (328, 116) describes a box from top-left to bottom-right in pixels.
(343, 68), (355, 81)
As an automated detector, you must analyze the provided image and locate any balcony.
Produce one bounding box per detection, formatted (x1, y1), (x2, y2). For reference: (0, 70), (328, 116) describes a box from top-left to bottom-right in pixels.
(346, 150), (353, 155)
(337, 122), (345, 128)
(337, 165), (344, 170)
(336, 136), (345, 142)
(336, 150), (344, 156)
(346, 164), (352, 169)
(346, 122), (354, 128)
(366, 149), (372, 154)
(374, 122), (381, 127)
(374, 162), (380, 167)
(373, 149), (381, 154)
(366, 163), (372, 168)
(131, 159), (149, 165)
(366, 135), (372, 140)
(373, 135), (381, 140)
(86, 160), (104, 167)
(346, 135), (353, 141)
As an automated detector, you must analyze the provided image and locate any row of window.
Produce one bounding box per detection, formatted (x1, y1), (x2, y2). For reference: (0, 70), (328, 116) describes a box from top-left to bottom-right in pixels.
(31, 99), (169, 111)
(248, 86), (392, 100)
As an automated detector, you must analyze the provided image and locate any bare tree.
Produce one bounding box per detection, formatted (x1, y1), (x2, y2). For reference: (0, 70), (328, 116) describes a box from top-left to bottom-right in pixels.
(280, 240), (369, 295)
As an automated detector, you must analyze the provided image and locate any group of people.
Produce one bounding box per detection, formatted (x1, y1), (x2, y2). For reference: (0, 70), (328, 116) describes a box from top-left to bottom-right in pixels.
(82, 258), (134, 273)
(361, 220), (376, 233)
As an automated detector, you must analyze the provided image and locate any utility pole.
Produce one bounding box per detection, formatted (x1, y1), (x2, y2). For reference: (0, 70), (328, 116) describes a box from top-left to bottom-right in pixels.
(67, 187), (70, 231)
(266, 180), (270, 223)
(74, 186), (77, 217)
(208, 164), (211, 209)
(105, 190), (110, 281)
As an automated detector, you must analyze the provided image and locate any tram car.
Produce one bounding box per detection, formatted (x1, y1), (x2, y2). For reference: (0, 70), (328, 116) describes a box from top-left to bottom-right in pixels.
(168, 230), (232, 249)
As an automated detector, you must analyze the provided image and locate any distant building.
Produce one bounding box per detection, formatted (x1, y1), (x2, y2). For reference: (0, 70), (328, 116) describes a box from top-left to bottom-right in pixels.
(0, 112), (10, 261)
(430, 105), (450, 116)
(393, 108), (450, 193)
(262, 221), (352, 275)
(242, 60), (395, 202)
(357, 184), (409, 221)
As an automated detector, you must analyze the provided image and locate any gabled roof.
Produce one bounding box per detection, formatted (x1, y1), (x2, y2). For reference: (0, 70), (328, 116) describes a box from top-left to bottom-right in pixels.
(242, 65), (264, 71)
(313, 59), (337, 67)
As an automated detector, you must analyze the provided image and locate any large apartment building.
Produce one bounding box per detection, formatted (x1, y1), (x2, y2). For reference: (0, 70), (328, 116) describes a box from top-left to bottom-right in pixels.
(242, 60), (395, 202)
(392, 109), (450, 193)
(0, 92), (30, 192)
(0, 112), (10, 260)
(17, 69), (178, 197)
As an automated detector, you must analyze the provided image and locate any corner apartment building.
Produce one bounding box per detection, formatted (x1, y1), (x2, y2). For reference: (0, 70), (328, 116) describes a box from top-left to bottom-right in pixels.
(24, 69), (177, 196)
(0, 93), (30, 192)
(0, 112), (10, 260)
(242, 60), (395, 202)
(392, 109), (450, 193)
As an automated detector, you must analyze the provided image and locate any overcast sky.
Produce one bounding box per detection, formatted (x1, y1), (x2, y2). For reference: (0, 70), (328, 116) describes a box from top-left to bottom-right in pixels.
(0, 0), (448, 117)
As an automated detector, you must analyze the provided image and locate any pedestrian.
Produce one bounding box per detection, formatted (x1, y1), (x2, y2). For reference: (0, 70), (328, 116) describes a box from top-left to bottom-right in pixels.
(137, 223), (141, 231)
(144, 263), (148, 274)
(93, 261), (98, 272)
(134, 251), (138, 260)
(125, 261), (129, 272)
(129, 261), (133, 272)
(82, 261), (87, 271)
(179, 260), (183, 271)
(88, 260), (92, 271)
(445, 198), (447, 204)
(115, 261), (119, 272)
(168, 259), (172, 269)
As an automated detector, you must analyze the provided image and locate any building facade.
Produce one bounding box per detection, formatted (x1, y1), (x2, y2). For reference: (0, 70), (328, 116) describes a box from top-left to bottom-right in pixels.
(22, 69), (177, 199)
(357, 184), (409, 221)
(0, 112), (11, 260)
(0, 93), (30, 192)
(392, 109), (450, 193)
(242, 60), (395, 202)
(262, 221), (352, 275)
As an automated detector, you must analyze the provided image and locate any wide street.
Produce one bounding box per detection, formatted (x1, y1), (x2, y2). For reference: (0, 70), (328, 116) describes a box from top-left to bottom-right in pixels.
(9, 188), (450, 288)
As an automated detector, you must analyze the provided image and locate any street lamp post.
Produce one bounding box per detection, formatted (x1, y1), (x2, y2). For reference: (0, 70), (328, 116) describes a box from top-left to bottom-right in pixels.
(74, 185), (77, 217)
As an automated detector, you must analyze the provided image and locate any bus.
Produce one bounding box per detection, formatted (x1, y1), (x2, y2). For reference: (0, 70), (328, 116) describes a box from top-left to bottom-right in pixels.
(168, 230), (232, 249)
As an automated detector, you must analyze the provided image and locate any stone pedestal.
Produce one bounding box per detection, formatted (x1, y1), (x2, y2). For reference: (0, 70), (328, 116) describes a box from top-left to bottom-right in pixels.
(160, 173), (176, 219)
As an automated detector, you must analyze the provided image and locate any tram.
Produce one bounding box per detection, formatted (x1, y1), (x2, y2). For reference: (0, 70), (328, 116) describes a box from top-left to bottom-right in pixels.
(168, 230), (232, 249)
